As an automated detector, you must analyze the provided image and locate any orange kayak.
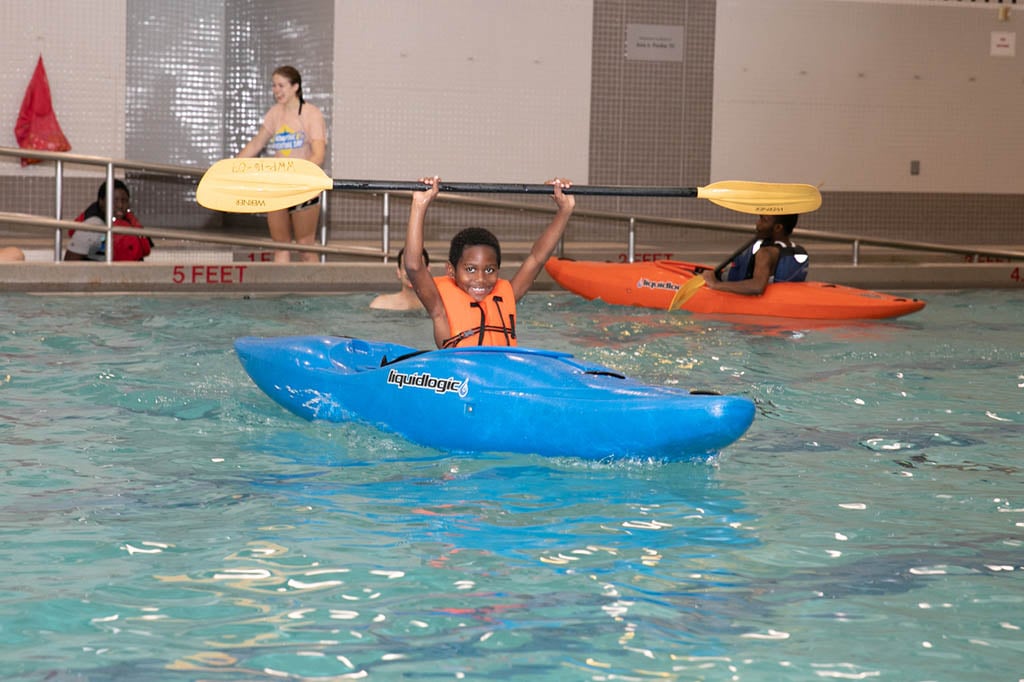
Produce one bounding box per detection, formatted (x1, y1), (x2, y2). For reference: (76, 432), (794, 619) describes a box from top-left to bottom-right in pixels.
(545, 258), (926, 320)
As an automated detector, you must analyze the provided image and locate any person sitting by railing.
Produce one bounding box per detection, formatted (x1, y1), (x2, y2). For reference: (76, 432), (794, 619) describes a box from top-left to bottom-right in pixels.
(64, 180), (152, 262)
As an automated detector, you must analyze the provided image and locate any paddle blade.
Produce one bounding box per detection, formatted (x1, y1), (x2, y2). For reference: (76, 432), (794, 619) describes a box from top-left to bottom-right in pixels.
(668, 276), (706, 311)
(196, 158), (332, 213)
(697, 181), (821, 215)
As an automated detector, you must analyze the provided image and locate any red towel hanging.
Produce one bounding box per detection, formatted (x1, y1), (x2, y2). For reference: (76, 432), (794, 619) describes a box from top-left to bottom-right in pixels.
(15, 55), (71, 167)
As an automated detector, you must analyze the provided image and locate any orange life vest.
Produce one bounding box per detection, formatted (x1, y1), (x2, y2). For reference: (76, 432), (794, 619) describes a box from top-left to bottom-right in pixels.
(435, 276), (517, 348)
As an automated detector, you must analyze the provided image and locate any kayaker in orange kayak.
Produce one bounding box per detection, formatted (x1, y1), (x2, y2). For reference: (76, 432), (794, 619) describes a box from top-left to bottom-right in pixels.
(701, 214), (808, 295)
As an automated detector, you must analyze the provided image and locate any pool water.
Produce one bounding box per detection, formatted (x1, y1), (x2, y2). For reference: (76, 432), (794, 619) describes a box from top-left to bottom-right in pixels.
(1, 291), (1021, 680)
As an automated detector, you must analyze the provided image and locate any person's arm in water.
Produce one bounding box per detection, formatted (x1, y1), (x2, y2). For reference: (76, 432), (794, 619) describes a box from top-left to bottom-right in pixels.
(701, 245), (780, 295)
(509, 178), (575, 300)
(404, 177), (450, 347)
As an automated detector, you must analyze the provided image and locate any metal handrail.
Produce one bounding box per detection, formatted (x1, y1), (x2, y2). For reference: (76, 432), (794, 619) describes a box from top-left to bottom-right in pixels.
(3, 146), (1022, 265)
(2, 146), (203, 263)
(416, 193), (1024, 263)
(0, 146), (332, 262)
(0, 212), (381, 258)
(0, 146), (206, 177)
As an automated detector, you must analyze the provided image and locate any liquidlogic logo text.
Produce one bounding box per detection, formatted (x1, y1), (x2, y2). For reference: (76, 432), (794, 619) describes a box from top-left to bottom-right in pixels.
(637, 277), (680, 292)
(386, 369), (468, 397)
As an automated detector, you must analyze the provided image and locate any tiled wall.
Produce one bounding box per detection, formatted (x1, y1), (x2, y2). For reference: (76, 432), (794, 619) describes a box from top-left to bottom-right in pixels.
(2, 0), (1020, 252)
(581, 0), (725, 240)
(124, 0), (226, 230)
(327, 0), (732, 250)
(224, 0), (334, 169)
(123, 0), (334, 230)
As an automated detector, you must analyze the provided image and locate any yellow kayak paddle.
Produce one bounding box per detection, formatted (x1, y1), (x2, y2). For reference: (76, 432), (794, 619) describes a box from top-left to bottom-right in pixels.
(196, 158), (823, 216)
(668, 276), (708, 310)
(667, 237), (760, 311)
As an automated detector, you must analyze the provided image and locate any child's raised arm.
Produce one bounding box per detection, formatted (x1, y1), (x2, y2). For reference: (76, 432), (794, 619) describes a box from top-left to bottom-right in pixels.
(510, 178), (575, 300)
(403, 176), (451, 347)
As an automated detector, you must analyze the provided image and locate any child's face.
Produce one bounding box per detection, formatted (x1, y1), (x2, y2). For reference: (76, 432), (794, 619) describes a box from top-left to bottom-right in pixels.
(100, 188), (131, 220)
(754, 214), (778, 240)
(449, 245), (500, 301)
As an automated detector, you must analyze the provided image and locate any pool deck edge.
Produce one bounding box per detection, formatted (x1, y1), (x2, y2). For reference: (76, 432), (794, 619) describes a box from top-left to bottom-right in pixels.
(0, 261), (1019, 294)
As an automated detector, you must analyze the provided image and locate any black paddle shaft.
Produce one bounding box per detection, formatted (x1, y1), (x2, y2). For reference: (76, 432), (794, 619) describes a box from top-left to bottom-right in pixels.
(332, 179), (700, 197)
(687, 237), (758, 279)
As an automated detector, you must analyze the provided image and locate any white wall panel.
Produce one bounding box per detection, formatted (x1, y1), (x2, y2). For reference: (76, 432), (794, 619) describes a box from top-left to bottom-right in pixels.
(333, 0), (593, 183)
(0, 0), (126, 176)
(712, 0), (1024, 193)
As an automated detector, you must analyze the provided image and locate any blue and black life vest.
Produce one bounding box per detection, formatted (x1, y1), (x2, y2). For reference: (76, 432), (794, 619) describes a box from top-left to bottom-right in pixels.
(725, 240), (809, 283)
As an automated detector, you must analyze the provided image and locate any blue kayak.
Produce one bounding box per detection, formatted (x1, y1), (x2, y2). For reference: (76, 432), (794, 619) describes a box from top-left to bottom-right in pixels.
(234, 336), (755, 461)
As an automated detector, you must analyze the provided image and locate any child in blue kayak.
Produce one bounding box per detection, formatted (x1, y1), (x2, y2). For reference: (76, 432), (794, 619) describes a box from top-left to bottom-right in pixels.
(404, 175), (575, 349)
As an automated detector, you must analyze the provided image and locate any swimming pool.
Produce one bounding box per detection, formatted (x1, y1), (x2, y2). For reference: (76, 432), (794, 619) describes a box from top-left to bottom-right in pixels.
(2, 290), (1021, 680)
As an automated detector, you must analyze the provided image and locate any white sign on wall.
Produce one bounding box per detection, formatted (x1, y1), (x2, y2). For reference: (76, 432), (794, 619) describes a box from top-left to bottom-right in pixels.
(991, 31), (1016, 58)
(625, 24), (685, 62)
